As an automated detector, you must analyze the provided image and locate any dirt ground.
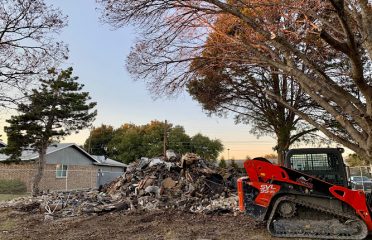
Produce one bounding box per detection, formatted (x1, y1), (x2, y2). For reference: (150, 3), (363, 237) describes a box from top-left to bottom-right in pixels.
(0, 208), (288, 240)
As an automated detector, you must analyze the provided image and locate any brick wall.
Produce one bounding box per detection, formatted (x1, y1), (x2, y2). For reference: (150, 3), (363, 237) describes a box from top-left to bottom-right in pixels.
(0, 162), (98, 192)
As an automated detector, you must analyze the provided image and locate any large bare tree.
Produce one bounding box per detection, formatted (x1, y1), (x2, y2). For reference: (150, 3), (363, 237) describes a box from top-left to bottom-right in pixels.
(99, 1), (372, 162)
(188, 65), (321, 164)
(187, 14), (325, 163)
(0, 0), (67, 107)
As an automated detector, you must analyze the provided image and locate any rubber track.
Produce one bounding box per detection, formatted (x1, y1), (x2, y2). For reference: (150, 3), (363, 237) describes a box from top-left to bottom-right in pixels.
(267, 195), (369, 239)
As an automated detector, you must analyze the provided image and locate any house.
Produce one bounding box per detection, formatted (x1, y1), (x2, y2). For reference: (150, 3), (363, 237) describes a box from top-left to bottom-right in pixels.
(0, 143), (126, 192)
(91, 155), (127, 188)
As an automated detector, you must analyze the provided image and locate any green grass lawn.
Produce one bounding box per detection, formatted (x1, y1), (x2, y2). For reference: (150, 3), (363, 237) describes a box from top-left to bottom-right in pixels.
(0, 194), (29, 202)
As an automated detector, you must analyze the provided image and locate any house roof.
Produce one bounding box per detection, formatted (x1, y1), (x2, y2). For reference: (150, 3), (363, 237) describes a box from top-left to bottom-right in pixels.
(91, 155), (128, 168)
(0, 143), (126, 168)
(0, 143), (96, 161)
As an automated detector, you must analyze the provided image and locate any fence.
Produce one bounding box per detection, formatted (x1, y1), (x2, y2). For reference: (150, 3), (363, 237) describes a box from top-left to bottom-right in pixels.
(348, 166), (372, 192)
(0, 169), (124, 192)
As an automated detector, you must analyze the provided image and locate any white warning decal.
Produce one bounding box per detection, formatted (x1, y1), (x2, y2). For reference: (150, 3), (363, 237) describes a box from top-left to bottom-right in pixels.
(260, 184), (277, 194)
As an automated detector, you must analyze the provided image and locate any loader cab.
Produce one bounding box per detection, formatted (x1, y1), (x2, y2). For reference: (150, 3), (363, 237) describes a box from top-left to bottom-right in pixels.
(284, 148), (348, 187)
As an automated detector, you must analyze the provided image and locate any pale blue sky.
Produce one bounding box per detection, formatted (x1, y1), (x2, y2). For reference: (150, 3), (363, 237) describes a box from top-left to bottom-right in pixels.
(42, 0), (276, 159)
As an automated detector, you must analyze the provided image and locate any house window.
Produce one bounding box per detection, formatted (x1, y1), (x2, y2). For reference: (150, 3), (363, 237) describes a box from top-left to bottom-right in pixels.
(56, 164), (68, 178)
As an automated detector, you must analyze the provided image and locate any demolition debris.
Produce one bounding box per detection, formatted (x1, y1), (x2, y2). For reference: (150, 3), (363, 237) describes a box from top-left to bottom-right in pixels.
(1, 153), (241, 220)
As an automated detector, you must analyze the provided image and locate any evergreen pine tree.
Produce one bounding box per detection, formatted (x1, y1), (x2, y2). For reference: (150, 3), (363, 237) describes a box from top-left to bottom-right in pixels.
(3, 68), (97, 195)
(219, 157), (227, 168)
(230, 159), (239, 169)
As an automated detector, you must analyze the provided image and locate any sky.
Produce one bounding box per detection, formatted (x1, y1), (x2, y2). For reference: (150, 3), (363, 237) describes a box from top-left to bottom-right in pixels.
(14, 0), (280, 160)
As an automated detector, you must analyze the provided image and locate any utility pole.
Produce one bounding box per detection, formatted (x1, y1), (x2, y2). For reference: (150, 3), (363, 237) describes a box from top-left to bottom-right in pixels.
(227, 148), (230, 160)
(163, 120), (168, 159)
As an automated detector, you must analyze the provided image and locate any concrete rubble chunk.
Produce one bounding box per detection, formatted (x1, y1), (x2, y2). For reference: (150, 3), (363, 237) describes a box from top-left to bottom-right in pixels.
(44, 214), (54, 222)
(148, 158), (174, 170)
(1, 152), (242, 219)
(144, 186), (161, 198)
(166, 149), (179, 161)
(162, 177), (177, 189)
(137, 157), (151, 169)
(181, 153), (200, 167)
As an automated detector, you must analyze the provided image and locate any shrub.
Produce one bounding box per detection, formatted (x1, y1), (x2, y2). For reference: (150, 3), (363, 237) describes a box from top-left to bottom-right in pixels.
(219, 158), (227, 168)
(0, 179), (27, 194)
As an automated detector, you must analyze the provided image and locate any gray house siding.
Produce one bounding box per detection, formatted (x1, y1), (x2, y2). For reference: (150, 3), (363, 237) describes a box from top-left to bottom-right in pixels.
(96, 165), (124, 187)
(97, 165), (124, 172)
(46, 146), (93, 165)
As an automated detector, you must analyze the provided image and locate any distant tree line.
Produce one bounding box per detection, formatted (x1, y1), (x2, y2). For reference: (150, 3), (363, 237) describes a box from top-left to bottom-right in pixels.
(84, 121), (224, 164)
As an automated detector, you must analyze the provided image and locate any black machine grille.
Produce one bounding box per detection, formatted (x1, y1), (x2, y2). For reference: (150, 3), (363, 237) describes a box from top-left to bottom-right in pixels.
(289, 153), (339, 171)
(289, 153), (345, 185)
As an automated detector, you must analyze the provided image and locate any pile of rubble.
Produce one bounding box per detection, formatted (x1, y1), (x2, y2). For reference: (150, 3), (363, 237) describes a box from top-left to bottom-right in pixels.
(103, 153), (239, 214)
(0, 190), (126, 219)
(2, 153), (241, 220)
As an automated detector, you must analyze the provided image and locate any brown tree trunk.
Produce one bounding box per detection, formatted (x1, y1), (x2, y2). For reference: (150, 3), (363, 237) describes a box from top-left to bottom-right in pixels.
(276, 132), (291, 166)
(277, 150), (285, 166)
(31, 147), (47, 196)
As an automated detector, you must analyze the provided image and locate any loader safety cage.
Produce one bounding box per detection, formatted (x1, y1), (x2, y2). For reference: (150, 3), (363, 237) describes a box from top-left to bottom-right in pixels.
(284, 148), (347, 187)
